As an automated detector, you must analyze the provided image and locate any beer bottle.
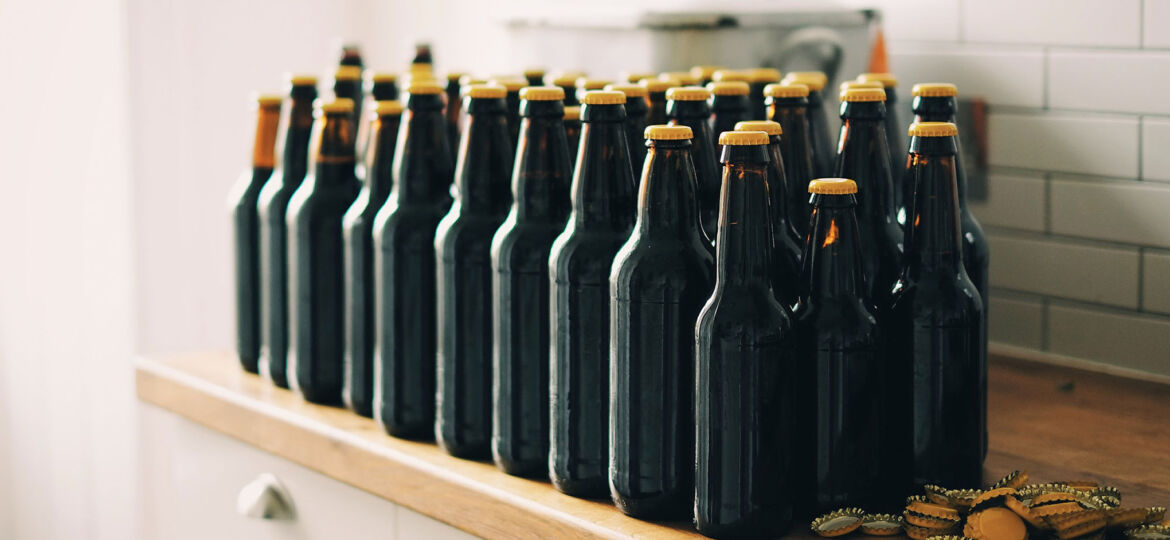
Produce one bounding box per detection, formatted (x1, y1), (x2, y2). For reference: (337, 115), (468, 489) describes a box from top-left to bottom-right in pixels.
(258, 75), (318, 388)
(695, 131), (797, 538)
(371, 81), (453, 437)
(549, 90), (637, 497)
(411, 43), (433, 65)
(887, 122), (984, 490)
(490, 86), (573, 476)
(341, 100), (402, 418)
(734, 120), (801, 305)
(712, 69), (751, 84)
(435, 85), (514, 459)
(781, 72), (834, 179)
(660, 71), (700, 87)
(332, 66), (363, 134)
(835, 88), (903, 308)
(621, 71), (655, 84)
(286, 98), (362, 404)
(609, 125), (715, 519)
(790, 178), (886, 512)
(231, 94), (282, 374)
(339, 43), (363, 68)
(765, 83), (817, 240)
(665, 86), (719, 244)
(838, 80), (883, 97)
(747, 67), (782, 121)
(488, 77), (524, 146)
(523, 68), (546, 88)
(575, 77), (611, 104)
(445, 72), (466, 156)
(366, 72), (398, 101)
(357, 74), (398, 163)
(859, 74), (904, 215)
(605, 83), (649, 169)
(690, 65), (722, 87)
(640, 78), (675, 126)
(564, 105), (582, 163)
(708, 81), (751, 153)
(911, 83), (990, 459)
(546, 72), (581, 106)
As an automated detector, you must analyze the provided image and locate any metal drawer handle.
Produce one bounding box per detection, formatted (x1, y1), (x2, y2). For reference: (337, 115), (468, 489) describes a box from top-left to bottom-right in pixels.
(237, 473), (297, 520)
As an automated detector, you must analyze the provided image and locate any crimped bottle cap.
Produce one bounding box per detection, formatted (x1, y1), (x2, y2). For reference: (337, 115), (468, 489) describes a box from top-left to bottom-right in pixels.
(809, 178), (858, 195)
(544, 73), (578, 87)
(666, 86), (710, 101)
(466, 85), (507, 99)
(409, 63), (433, 73)
(255, 94), (284, 107)
(367, 72), (396, 83)
(690, 65), (722, 79)
(1125, 525), (1170, 539)
(712, 69), (751, 82)
(840, 80), (884, 94)
(749, 67), (783, 82)
(581, 90), (625, 105)
(1004, 495), (1048, 529)
(374, 100), (404, 115)
(621, 71), (656, 83)
(660, 71), (700, 85)
(563, 105), (580, 120)
(575, 77), (611, 90)
(910, 121), (959, 137)
(993, 470), (1030, 490)
(523, 68), (545, 78)
(520, 86), (565, 101)
(605, 84), (647, 98)
(644, 125), (692, 140)
(811, 508), (865, 537)
(288, 74), (318, 86)
(971, 487), (1018, 512)
(719, 130), (769, 146)
(735, 120), (782, 135)
(459, 75), (487, 86)
(334, 65), (361, 80)
(1045, 509), (1107, 539)
(858, 72), (899, 87)
(782, 71), (827, 90)
(406, 81), (444, 95)
(859, 514), (904, 536)
(445, 72), (465, 81)
(640, 78), (677, 92)
(913, 82), (959, 97)
(766, 83), (809, 98)
(708, 81), (750, 96)
(315, 98), (354, 113)
(488, 77), (526, 91)
(841, 88), (887, 102)
(965, 508), (1026, 540)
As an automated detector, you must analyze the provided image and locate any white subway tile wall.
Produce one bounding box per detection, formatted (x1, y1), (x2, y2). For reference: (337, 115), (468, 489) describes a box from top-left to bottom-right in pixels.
(879, 0), (1170, 374)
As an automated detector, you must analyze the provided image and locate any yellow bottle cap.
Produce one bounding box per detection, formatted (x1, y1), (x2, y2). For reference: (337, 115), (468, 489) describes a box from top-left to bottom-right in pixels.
(407, 81), (444, 95)
(640, 78), (677, 92)
(858, 72), (898, 87)
(604, 84), (648, 98)
(660, 71), (701, 85)
(781, 71), (827, 90)
(409, 63), (433, 73)
(909, 121), (958, 137)
(708, 81), (750, 96)
(334, 65), (361, 80)
(912, 82), (959, 97)
(809, 178), (858, 194)
(840, 88), (887, 102)
(581, 90), (626, 105)
(575, 77), (611, 90)
(712, 69), (752, 82)
(718, 130), (769, 146)
(749, 67), (783, 83)
(459, 76), (487, 89)
(255, 94), (284, 107)
(445, 72), (466, 81)
(488, 77), (526, 91)
(366, 72), (396, 83)
(316, 98), (354, 113)
(621, 71), (656, 83)
(374, 100), (404, 115)
(466, 85), (507, 99)
(288, 74), (319, 86)
(735, 120), (782, 136)
(644, 125), (692, 140)
(523, 68), (545, 78)
(563, 106), (581, 120)
(666, 86), (711, 101)
(690, 65), (723, 80)
(520, 86), (565, 101)
(544, 73), (578, 87)
(765, 83), (809, 98)
(839, 80), (884, 94)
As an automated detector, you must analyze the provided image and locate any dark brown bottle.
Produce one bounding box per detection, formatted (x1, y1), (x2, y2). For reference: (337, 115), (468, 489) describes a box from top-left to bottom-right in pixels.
(734, 120), (802, 305)
(621, 71), (655, 84)
(412, 43), (433, 65)
(641, 78), (674, 126)
(435, 85), (514, 459)
(524, 68), (546, 88)
(444, 72), (465, 158)
(231, 94), (282, 374)
(609, 125), (715, 519)
(358, 73), (398, 162)
(782, 72), (834, 180)
(564, 105), (582, 163)
(490, 86), (573, 476)
(910, 83), (990, 460)
(791, 178), (886, 513)
(549, 91), (637, 497)
(708, 81), (751, 153)
(339, 43), (363, 68)
(332, 66), (363, 135)
(489, 78), (524, 147)
(887, 122), (984, 490)
(665, 86), (719, 244)
(257, 75), (318, 388)
(366, 72), (398, 101)
(545, 72), (582, 106)
(286, 98), (362, 404)
(690, 65), (722, 87)
(859, 73), (905, 221)
(747, 68), (782, 121)
(835, 88), (903, 309)
(342, 100), (402, 418)
(695, 131), (796, 538)
(574, 78), (611, 104)
(605, 84), (649, 170)
(372, 81), (454, 438)
(766, 83), (818, 240)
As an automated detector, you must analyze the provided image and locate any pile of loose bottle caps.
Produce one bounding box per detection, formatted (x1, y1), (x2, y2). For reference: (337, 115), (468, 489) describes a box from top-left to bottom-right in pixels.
(810, 471), (1170, 539)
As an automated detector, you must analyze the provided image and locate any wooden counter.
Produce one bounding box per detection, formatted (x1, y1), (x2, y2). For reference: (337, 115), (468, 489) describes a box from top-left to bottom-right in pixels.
(136, 352), (1170, 539)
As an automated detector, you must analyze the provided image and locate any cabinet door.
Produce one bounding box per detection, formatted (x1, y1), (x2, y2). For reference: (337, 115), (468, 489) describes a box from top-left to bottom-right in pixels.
(139, 404), (477, 540)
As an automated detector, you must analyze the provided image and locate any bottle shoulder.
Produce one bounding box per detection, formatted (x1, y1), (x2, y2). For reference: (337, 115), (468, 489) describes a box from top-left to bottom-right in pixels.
(890, 271), (983, 319)
(697, 287), (791, 336)
(610, 234), (715, 289)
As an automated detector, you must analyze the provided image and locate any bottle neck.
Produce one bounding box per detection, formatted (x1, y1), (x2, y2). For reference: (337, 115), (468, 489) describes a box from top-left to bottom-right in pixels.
(911, 96), (956, 123)
(837, 101), (896, 224)
(805, 89), (825, 109)
(513, 100), (573, 222)
(456, 97), (513, 216)
(710, 94), (749, 115)
(370, 81), (398, 101)
(252, 104), (282, 170)
(904, 136), (963, 270)
(309, 111), (356, 185)
(364, 112), (400, 202)
(277, 86), (318, 182)
(763, 135), (792, 230)
(393, 93), (452, 205)
(573, 103), (636, 229)
(666, 99), (709, 121)
(636, 139), (706, 240)
(800, 194), (867, 302)
(715, 145), (775, 291)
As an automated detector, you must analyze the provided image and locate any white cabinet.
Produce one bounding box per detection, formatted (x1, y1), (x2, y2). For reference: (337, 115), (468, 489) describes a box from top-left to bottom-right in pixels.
(138, 404), (478, 540)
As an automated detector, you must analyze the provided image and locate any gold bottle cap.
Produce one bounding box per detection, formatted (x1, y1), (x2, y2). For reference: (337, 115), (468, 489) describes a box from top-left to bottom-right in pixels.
(334, 65), (361, 80)
(409, 62), (433, 73)
(445, 72), (466, 81)
(860, 514), (904, 536)
(488, 77), (526, 91)
(765, 83), (809, 98)
(964, 508), (1026, 540)
(315, 97), (354, 113)
(1044, 509), (1107, 538)
(840, 87), (887, 102)
(640, 78), (677, 92)
(1030, 492), (1081, 507)
(718, 130), (768, 146)
(1058, 480), (1100, 492)
(690, 65), (723, 79)
(520, 86), (565, 101)
(904, 523), (958, 540)
(708, 81), (750, 96)
(666, 86), (710, 101)
(1107, 507), (1152, 529)
(523, 68), (545, 79)
(858, 72), (899, 87)
(1031, 501), (1085, 518)
(621, 71), (656, 83)
(749, 67), (783, 83)
(913, 82), (959, 98)
(944, 488), (981, 511)
(563, 105), (580, 120)
(782, 71), (828, 90)
(660, 71), (700, 85)
(735, 120), (782, 136)
(906, 500), (962, 522)
(904, 512), (958, 531)
(576, 77), (611, 90)
(811, 508), (865, 537)
(604, 84), (647, 98)
(1150, 507), (1169, 525)
(544, 73), (578, 87)
(921, 536), (976, 540)
(466, 85), (507, 99)
(971, 487), (1018, 512)
(1125, 525), (1170, 539)
(288, 74), (318, 86)
(839, 80), (884, 95)
(1004, 495), (1048, 529)
(366, 72), (396, 83)
(712, 69), (751, 82)
(992, 470), (1030, 490)
(644, 124), (692, 140)
(374, 100), (404, 115)
(254, 94), (284, 108)
(581, 90), (625, 105)
(910, 121), (959, 137)
(808, 178), (857, 195)
(406, 81), (444, 95)
(1088, 485), (1122, 501)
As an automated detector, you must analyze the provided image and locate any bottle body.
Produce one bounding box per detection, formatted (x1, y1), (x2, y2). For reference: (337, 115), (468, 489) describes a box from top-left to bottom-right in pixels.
(760, 133), (803, 305)
(667, 98), (719, 244)
(768, 97), (817, 239)
(231, 165), (272, 373)
(806, 90), (835, 180)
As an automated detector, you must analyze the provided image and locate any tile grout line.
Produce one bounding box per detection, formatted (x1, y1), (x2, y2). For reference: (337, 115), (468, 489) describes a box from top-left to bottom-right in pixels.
(1042, 45), (1050, 111)
(1043, 172), (1053, 234)
(1141, 0), (1147, 48)
(1041, 297), (1051, 351)
(1138, 116), (1145, 181)
(1138, 248), (1146, 311)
